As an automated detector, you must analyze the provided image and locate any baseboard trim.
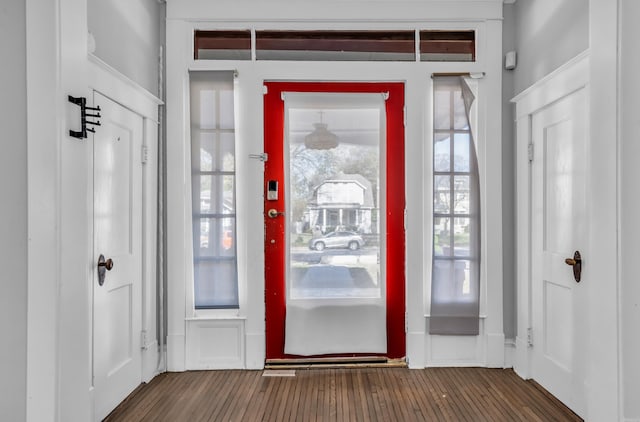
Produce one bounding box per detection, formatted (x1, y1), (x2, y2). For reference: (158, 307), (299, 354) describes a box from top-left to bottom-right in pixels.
(167, 334), (186, 372)
(486, 332), (506, 368)
(504, 338), (516, 369)
(513, 336), (530, 379)
(142, 340), (160, 382)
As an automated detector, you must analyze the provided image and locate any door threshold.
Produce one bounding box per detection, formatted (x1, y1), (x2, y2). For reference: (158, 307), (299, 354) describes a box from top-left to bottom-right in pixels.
(265, 356), (406, 369)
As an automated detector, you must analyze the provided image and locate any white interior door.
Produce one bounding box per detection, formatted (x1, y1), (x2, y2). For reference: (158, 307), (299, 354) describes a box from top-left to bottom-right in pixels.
(92, 92), (143, 421)
(530, 87), (588, 418)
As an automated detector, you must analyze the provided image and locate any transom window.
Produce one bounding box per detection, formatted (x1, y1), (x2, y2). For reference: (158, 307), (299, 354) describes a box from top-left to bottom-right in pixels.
(194, 29), (476, 62)
(420, 30), (475, 62)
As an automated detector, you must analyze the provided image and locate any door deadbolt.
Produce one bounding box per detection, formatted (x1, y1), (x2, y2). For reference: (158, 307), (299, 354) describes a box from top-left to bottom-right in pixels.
(564, 250), (582, 283)
(97, 254), (114, 286)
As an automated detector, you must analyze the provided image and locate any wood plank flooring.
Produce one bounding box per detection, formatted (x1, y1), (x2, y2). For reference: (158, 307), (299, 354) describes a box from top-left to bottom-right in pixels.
(105, 367), (582, 421)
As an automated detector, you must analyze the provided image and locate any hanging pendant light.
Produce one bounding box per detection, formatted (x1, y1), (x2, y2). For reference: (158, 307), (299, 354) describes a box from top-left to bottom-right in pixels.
(304, 112), (338, 150)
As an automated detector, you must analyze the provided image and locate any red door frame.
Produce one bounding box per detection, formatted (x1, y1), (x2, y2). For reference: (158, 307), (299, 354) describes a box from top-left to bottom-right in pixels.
(264, 82), (405, 360)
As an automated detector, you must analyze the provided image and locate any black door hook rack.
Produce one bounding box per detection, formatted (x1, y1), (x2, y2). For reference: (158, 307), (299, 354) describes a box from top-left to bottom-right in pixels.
(68, 95), (101, 139)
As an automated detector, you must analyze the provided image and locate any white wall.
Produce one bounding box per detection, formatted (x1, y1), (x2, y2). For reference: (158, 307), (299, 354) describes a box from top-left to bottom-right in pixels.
(512, 0), (589, 95)
(620, 1), (640, 419)
(0, 1), (27, 420)
(88, 0), (163, 96)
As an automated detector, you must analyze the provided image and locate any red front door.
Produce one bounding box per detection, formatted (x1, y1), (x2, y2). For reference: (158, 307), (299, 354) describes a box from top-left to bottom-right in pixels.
(264, 82), (405, 360)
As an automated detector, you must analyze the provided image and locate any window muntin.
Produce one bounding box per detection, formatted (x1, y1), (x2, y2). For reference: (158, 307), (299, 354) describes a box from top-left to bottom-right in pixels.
(189, 71), (239, 309)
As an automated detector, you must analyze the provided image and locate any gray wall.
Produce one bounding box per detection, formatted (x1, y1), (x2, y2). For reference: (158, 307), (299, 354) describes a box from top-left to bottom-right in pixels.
(620, 1), (640, 418)
(501, 4), (517, 340)
(88, 0), (163, 96)
(502, 0), (589, 340)
(512, 0), (589, 95)
(0, 0), (28, 420)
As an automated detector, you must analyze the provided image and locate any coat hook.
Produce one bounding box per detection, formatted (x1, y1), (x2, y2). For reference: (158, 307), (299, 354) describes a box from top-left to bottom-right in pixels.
(68, 95), (102, 139)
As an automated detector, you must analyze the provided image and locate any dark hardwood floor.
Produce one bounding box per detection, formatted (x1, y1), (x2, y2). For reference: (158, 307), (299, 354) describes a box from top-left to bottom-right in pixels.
(105, 367), (582, 421)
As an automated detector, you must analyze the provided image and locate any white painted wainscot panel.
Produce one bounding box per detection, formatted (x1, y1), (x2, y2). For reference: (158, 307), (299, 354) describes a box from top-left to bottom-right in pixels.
(186, 319), (246, 369)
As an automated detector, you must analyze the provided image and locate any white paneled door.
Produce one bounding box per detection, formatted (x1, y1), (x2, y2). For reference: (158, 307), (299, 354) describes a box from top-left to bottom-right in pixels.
(530, 87), (588, 418)
(92, 92), (143, 421)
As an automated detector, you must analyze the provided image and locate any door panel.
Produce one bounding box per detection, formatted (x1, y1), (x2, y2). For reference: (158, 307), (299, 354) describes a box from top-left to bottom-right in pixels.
(93, 92), (143, 421)
(264, 82), (405, 360)
(531, 88), (587, 417)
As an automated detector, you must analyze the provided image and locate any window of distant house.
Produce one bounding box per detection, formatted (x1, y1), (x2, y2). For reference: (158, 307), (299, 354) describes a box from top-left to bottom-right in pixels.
(189, 71), (239, 309)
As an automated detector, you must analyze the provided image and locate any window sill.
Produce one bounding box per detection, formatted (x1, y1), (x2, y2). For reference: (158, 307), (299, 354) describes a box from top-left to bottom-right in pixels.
(424, 314), (487, 319)
(187, 312), (246, 321)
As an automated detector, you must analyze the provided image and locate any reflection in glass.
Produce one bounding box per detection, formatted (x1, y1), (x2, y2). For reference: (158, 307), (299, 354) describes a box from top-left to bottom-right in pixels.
(195, 175), (235, 214)
(434, 133), (450, 172)
(433, 217), (450, 257)
(453, 176), (470, 214)
(453, 218), (471, 257)
(287, 107), (382, 300)
(196, 217), (236, 257)
(434, 175), (451, 214)
(453, 133), (470, 172)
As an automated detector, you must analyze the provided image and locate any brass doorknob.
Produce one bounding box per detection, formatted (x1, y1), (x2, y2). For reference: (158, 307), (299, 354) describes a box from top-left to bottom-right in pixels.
(99, 258), (114, 271)
(97, 254), (114, 286)
(564, 251), (582, 283)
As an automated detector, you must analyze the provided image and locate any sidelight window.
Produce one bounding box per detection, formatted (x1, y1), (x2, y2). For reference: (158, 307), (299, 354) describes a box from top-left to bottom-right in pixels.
(430, 75), (480, 335)
(189, 71), (239, 309)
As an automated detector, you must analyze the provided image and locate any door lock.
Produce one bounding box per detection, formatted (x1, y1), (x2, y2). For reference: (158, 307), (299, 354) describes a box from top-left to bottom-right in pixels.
(267, 209), (284, 218)
(97, 254), (114, 286)
(564, 250), (582, 283)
